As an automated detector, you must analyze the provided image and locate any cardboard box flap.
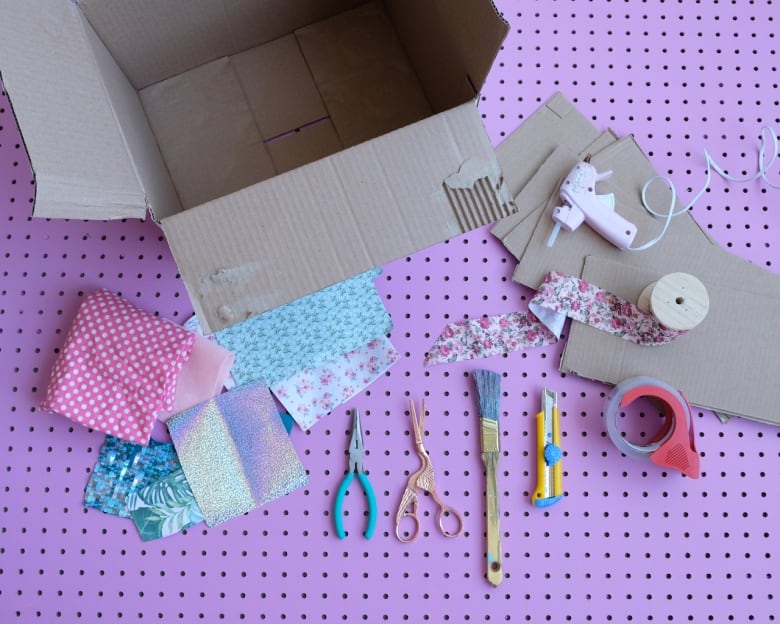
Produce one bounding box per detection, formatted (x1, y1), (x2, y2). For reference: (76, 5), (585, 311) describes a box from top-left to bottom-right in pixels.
(231, 34), (331, 141)
(162, 102), (511, 333)
(387, 0), (509, 112)
(79, 0), (364, 90)
(0, 1), (147, 220)
(139, 57), (277, 214)
(296, 1), (433, 148)
(437, 0), (509, 93)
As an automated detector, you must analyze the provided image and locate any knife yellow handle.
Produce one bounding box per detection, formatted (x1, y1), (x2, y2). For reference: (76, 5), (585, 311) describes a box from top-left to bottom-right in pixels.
(532, 395), (563, 507)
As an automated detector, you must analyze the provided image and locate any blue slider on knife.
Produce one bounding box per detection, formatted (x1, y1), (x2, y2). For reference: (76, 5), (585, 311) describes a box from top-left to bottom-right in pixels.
(532, 388), (564, 507)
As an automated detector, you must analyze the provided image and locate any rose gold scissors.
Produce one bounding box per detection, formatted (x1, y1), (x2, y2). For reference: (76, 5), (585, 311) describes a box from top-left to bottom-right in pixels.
(395, 399), (464, 543)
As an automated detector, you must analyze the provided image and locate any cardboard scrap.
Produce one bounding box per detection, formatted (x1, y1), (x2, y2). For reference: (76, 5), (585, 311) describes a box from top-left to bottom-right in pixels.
(494, 92), (780, 425)
(566, 256), (780, 425)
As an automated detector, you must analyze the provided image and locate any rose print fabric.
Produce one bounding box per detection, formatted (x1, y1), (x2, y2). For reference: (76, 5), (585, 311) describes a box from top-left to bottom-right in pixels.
(424, 271), (686, 365)
(531, 271), (686, 345)
(423, 311), (558, 365)
(41, 290), (195, 444)
(271, 337), (399, 431)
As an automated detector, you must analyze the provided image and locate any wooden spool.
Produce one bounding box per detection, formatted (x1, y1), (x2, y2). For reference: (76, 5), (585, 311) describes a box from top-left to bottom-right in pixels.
(637, 272), (709, 331)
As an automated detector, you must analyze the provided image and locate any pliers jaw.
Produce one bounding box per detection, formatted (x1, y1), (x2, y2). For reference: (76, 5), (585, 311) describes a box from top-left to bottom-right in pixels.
(348, 446), (364, 475)
(347, 409), (366, 474)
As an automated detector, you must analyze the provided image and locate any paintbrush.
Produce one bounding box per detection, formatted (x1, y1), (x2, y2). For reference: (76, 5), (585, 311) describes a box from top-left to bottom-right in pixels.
(472, 368), (503, 587)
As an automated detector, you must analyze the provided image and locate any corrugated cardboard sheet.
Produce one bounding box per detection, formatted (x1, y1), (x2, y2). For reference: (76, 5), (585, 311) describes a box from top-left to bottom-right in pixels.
(494, 92), (780, 425)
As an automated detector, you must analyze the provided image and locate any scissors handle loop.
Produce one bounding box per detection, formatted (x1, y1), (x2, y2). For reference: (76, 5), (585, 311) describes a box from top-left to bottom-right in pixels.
(430, 489), (464, 539)
(394, 486), (421, 543)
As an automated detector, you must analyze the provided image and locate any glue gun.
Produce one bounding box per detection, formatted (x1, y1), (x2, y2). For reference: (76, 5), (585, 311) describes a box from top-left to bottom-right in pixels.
(546, 157), (638, 250)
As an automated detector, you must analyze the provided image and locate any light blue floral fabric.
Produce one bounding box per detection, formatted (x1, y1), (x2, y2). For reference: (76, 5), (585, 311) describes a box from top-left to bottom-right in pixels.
(213, 269), (392, 386)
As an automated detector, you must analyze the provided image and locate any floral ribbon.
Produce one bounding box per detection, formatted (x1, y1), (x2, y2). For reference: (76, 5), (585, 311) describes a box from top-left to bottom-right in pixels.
(424, 271), (686, 366)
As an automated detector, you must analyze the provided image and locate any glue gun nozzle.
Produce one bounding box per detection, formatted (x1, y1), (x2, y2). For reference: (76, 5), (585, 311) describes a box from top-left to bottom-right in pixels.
(547, 223), (561, 248)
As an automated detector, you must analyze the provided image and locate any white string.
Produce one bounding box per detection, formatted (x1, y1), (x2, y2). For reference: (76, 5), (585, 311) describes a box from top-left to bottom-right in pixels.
(630, 126), (780, 251)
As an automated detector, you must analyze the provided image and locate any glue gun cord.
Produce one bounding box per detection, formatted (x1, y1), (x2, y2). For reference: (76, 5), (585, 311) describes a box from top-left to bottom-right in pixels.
(631, 126), (780, 251)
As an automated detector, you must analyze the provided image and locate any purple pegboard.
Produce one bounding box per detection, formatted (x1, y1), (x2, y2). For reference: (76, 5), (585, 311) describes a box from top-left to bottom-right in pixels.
(1, 1), (779, 621)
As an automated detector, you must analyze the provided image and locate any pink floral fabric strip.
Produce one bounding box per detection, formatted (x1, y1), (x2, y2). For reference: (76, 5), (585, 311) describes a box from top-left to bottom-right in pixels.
(423, 312), (556, 366)
(531, 271), (686, 346)
(271, 337), (399, 431)
(424, 272), (686, 366)
(41, 290), (196, 444)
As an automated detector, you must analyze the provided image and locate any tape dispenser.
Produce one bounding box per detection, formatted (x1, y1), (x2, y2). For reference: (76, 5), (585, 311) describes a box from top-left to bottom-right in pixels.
(604, 376), (700, 479)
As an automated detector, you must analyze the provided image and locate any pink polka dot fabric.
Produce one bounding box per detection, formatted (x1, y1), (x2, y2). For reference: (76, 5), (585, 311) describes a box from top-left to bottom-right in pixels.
(41, 290), (196, 445)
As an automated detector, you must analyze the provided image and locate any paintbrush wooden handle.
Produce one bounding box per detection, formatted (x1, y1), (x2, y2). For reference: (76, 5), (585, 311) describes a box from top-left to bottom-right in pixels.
(482, 451), (502, 586)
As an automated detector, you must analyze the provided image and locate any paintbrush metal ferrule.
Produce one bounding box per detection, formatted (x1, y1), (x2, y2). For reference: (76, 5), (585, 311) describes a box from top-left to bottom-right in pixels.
(479, 417), (500, 454)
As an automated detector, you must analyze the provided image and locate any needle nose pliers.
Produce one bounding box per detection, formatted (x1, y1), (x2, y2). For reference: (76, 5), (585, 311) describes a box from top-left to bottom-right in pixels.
(333, 409), (378, 540)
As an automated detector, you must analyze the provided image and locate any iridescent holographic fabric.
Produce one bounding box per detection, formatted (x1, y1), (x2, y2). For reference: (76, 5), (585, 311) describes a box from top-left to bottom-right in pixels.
(167, 381), (307, 526)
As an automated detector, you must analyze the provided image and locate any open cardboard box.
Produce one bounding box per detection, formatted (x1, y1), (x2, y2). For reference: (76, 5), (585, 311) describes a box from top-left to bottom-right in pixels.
(0, 0), (510, 332)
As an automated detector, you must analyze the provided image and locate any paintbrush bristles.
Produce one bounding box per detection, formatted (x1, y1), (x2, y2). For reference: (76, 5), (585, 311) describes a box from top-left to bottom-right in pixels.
(472, 369), (501, 422)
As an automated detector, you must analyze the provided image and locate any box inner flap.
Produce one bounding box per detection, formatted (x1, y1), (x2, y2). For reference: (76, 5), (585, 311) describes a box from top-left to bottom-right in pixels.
(386, 0), (509, 111)
(295, 2), (433, 148)
(81, 7), (182, 220)
(231, 35), (330, 141)
(435, 0), (509, 93)
(162, 103), (511, 333)
(0, 0), (146, 219)
(265, 121), (344, 175)
(78, 0), (364, 90)
(139, 57), (277, 211)
(139, 1), (446, 214)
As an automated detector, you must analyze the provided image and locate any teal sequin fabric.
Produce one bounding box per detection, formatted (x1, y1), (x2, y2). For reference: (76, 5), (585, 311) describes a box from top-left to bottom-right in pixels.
(84, 436), (181, 518)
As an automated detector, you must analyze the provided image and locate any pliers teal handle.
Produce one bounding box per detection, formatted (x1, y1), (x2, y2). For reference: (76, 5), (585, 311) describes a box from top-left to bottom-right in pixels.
(334, 471), (377, 539)
(333, 409), (378, 540)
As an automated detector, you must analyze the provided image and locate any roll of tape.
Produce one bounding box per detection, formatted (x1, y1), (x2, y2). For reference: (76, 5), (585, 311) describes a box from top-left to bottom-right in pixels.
(604, 376), (700, 478)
